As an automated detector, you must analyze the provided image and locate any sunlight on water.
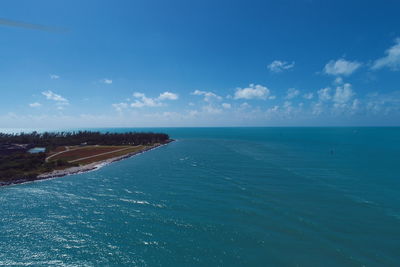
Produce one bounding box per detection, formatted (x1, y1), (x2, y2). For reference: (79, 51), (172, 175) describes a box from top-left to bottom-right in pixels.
(0, 128), (399, 266)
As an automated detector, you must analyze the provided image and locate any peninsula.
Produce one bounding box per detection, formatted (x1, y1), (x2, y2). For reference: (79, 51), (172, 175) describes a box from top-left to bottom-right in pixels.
(0, 131), (173, 186)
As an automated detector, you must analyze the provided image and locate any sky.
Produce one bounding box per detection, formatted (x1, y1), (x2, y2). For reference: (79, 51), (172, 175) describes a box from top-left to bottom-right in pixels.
(1, 0), (400, 128)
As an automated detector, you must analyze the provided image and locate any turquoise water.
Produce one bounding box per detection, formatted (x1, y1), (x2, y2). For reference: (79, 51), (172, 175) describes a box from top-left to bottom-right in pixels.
(1, 127), (400, 266)
(28, 147), (46, 153)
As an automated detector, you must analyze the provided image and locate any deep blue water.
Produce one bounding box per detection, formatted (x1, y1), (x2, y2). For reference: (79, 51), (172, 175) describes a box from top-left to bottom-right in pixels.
(1, 127), (400, 266)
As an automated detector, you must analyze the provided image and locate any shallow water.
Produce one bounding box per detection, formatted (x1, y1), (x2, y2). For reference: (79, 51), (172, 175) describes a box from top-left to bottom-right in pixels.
(0, 127), (399, 266)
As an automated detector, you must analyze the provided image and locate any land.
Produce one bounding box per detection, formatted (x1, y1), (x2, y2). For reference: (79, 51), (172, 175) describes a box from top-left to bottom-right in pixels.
(0, 131), (173, 186)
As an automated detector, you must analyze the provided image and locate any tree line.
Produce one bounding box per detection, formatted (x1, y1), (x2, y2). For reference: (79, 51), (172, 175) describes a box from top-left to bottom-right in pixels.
(0, 152), (75, 183)
(0, 131), (170, 149)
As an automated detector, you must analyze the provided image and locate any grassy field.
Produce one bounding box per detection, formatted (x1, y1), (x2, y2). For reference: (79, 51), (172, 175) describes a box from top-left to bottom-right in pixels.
(76, 146), (145, 165)
(48, 145), (147, 165)
(48, 146), (68, 154)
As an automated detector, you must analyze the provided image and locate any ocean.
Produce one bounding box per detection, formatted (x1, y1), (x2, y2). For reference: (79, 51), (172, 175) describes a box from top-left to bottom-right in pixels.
(0, 127), (399, 266)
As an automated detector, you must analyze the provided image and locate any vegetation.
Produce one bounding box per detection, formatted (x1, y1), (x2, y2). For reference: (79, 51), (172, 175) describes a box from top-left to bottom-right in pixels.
(0, 131), (170, 151)
(0, 152), (75, 183)
(0, 131), (171, 184)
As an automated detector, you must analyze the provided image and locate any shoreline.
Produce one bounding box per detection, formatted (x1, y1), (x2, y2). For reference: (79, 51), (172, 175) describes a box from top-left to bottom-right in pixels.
(0, 140), (174, 188)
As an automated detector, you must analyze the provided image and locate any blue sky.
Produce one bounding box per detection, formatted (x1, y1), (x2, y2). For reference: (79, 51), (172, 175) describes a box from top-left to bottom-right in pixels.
(1, 0), (400, 127)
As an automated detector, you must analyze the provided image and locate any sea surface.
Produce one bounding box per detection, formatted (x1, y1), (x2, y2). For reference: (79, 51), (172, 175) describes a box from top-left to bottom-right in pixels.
(0, 127), (399, 266)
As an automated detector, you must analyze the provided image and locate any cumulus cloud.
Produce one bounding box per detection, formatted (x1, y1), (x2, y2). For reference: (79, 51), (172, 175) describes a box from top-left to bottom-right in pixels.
(239, 102), (251, 109)
(334, 77), (343, 84)
(268, 60), (295, 73)
(158, 91), (179, 100)
(282, 101), (294, 115)
(50, 74), (60, 79)
(351, 99), (361, 111)
(324, 58), (361, 76)
(112, 102), (128, 112)
(317, 87), (331, 101)
(234, 84), (270, 100)
(192, 90), (222, 102)
(331, 84), (358, 114)
(130, 91), (178, 108)
(371, 38), (400, 71)
(312, 102), (324, 116)
(314, 83), (357, 114)
(286, 88), (300, 99)
(101, 78), (113, 84)
(266, 105), (279, 115)
(364, 91), (400, 115)
(42, 90), (68, 103)
(333, 83), (355, 105)
(202, 105), (222, 114)
(131, 92), (162, 108)
(303, 92), (314, 100)
(29, 102), (41, 108)
(222, 103), (231, 109)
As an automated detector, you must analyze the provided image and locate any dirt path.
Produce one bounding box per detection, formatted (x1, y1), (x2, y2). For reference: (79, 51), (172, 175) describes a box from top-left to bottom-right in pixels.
(68, 147), (133, 163)
(45, 146), (71, 162)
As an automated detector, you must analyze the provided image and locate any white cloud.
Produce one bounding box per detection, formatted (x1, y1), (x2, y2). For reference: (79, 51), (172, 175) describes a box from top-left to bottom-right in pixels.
(50, 74), (60, 79)
(303, 93), (314, 100)
(365, 91), (400, 115)
(101, 78), (113, 84)
(324, 58), (361, 76)
(239, 102), (251, 109)
(282, 101), (294, 115)
(334, 77), (343, 84)
(112, 102), (128, 112)
(312, 102), (324, 115)
(192, 90), (222, 102)
(131, 92), (161, 108)
(234, 84), (270, 100)
(222, 103), (231, 109)
(158, 91), (179, 101)
(266, 105), (279, 114)
(130, 91), (178, 108)
(372, 38), (400, 71)
(189, 110), (199, 116)
(333, 83), (355, 105)
(268, 60), (295, 73)
(317, 87), (331, 101)
(29, 102), (41, 108)
(286, 88), (300, 99)
(202, 105), (222, 114)
(42, 90), (68, 102)
(351, 99), (361, 111)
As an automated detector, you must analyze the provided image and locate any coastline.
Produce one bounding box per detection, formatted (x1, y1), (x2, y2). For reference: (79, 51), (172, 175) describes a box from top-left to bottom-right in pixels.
(0, 140), (174, 188)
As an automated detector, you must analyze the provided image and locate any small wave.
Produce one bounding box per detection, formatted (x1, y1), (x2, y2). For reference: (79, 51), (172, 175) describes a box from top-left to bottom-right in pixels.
(347, 195), (377, 206)
(120, 198), (150, 205)
(119, 198), (165, 208)
(142, 232), (153, 236)
(141, 241), (159, 246)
